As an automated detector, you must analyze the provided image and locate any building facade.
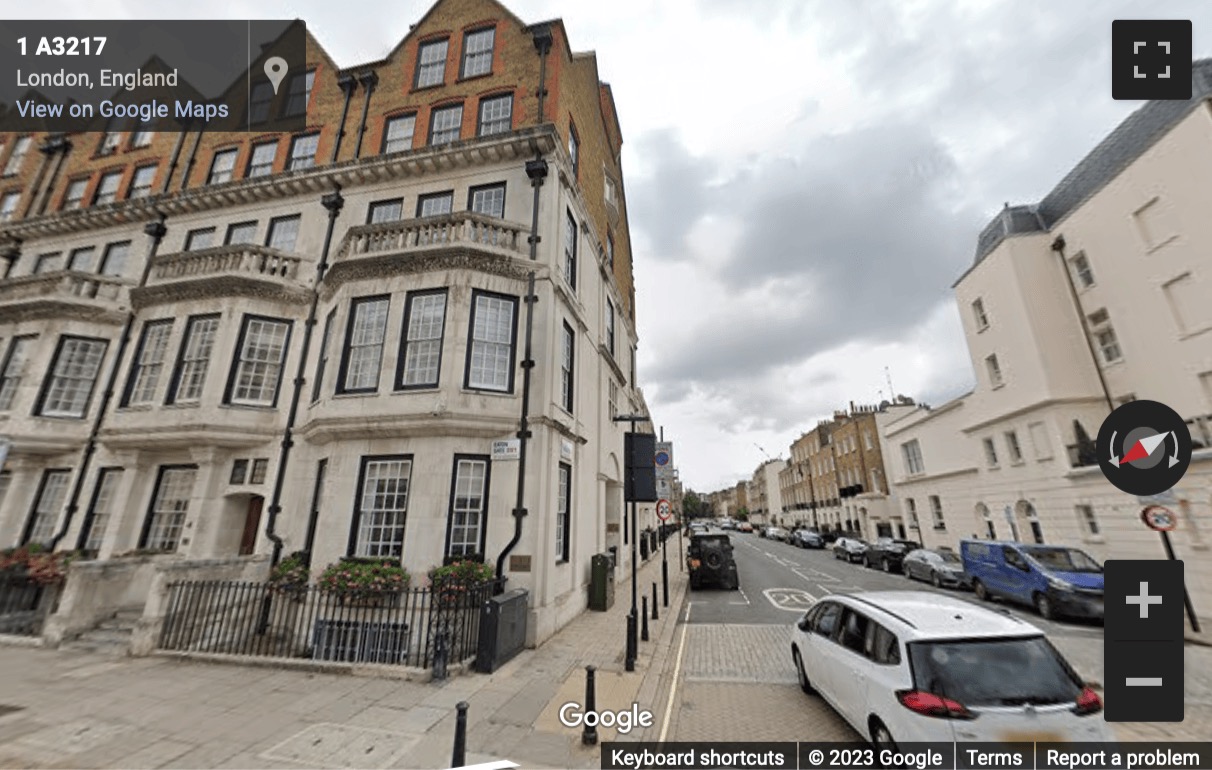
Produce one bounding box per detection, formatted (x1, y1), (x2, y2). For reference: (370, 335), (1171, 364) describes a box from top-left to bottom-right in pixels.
(746, 458), (785, 527)
(0, 0), (642, 645)
(876, 62), (1212, 612)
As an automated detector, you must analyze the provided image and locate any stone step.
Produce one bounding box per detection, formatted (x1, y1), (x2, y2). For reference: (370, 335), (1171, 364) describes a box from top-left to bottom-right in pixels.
(59, 640), (129, 656)
(96, 617), (137, 631)
(76, 628), (133, 646)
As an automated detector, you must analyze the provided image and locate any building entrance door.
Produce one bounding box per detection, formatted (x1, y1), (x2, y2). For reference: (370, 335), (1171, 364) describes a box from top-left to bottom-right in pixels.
(239, 496), (264, 555)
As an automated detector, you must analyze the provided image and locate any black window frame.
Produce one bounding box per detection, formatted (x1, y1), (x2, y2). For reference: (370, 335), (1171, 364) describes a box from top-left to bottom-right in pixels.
(560, 320), (575, 414)
(281, 69), (315, 118)
(367, 198), (404, 224)
(206, 147), (239, 185)
(568, 121), (580, 179)
(463, 289), (519, 394)
(556, 461), (572, 563)
(250, 458), (268, 484)
(67, 246), (96, 272)
(246, 140), (279, 178)
(265, 213), (302, 252)
(33, 252), (61, 274)
(476, 93), (513, 137)
(443, 453), (492, 560)
(459, 26), (496, 79)
(165, 313), (221, 406)
(184, 227), (216, 251)
(99, 240), (131, 277)
(606, 300), (615, 357)
(427, 103), (464, 146)
(312, 307), (337, 402)
(224, 220), (259, 246)
(308, 458), (328, 547)
(128, 164), (157, 198)
(563, 209), (577, 291)
(62, 177), (87, 210)
(137, 463), (199, 551)
(607, 231), (614, 269)
(21, 467), (72, 546)
(248, 81), (274, 125)
(288, 132), (320, 171)
(230, 459), (249, 484)
(222, 314), (294, 409)
(381, 113), (417, 154)
(78, 466), (123, 552)
(397, 288), (448, 391)
(416, 190), (454, 218)
(347, 453), (414, 560)
(337, 294), (391, 395)
(414, 38), (450, 89)
(0, 334), (37, 411)
(92, 170), (122, 205)
(467, 182), (506, 218)
(34, 334), (109, 420)
(121, 318), (174, 407)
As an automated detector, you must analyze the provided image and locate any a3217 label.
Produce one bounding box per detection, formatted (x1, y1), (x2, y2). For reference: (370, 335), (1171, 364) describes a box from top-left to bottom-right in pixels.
(17, 36), (108, 56)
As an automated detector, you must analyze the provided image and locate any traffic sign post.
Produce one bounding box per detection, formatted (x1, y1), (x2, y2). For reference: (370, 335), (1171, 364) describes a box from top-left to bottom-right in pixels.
(1141, 505), (1201, 633)
(654, 443), (674, 608)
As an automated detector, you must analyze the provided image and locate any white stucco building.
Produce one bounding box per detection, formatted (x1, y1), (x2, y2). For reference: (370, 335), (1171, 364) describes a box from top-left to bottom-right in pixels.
(877, 61), (1212, 615)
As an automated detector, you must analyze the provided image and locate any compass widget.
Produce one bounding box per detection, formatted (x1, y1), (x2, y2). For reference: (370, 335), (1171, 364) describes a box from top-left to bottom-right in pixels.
(1097, 400), (1192, 496)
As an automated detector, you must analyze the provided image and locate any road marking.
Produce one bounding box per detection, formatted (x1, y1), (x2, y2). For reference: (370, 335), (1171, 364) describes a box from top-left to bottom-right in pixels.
(728, 589), (751, 606)
(658, 601), (691, 742)
(763, 587), (817, 611)
(817, 584), (833, 594)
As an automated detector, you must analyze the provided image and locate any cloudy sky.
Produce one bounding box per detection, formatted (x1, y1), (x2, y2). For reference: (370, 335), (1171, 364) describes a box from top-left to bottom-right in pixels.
(19, 0), (1212, 492)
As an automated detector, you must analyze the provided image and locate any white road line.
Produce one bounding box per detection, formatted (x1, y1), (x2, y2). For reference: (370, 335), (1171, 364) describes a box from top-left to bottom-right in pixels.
(817, 584), (833, 594)
(658, 601), (691, 743)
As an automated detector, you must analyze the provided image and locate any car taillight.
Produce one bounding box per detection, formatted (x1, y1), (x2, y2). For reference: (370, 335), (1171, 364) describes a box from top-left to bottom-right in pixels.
(896, 690), (975, 720)
(1074, 686), (1102, 716)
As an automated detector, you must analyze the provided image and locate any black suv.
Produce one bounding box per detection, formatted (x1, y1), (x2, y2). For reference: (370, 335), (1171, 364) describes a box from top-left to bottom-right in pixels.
(687, 533), (740, 590)
(863, 537), (922, 573)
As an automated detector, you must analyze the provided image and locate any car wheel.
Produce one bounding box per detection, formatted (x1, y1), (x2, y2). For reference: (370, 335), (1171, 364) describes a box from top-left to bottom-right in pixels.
(882, 559), (892, 573)
(931, 571), (942, 588)
(1034, 592), (1056, 620)
(871, 719), (898, 753)
(793, 647), (814, 694)
(974, 580), (990, 601)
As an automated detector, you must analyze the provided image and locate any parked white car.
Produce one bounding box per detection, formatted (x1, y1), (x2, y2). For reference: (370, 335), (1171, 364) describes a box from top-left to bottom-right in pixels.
(790, 591), (1112, 747)
(765, 526), (789, 542)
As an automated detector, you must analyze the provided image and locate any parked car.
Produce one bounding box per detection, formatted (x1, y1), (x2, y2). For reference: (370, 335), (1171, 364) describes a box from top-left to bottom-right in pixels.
(687, 533), (740, 590)
(817, 530), (842, 545)
(902, 548), (972, 589)
(790, 591), (1111, 747)
(793, 529), (825, 549)
(832, 537), (867, 563)
(960, 540), (1104, 621)
(765, 526), (789, 542)
(737, 521), (754, 533)
(863, 538), (922, 572)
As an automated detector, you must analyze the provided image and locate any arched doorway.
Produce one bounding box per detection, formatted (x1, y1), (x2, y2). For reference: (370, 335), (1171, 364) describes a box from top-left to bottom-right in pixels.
(975, 503), (995, 539)
(1015, 500), (1045, 544)
(604, 453), (623, 562)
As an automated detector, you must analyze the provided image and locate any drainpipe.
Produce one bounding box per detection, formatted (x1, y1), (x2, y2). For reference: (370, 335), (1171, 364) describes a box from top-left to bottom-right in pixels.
(1050, 235), (1115, 414)
(494, 25), (553, 592)
(1, 242), (19, 279)
(263, 186), (344, 568)
(55, 215), (169, 551)
(23, 136), (55, 219)
(33, 135), (71, 217)
(352, 71), (379, 160)
(178, 129), (204, 192)
(329, 75), (358, 163)
(159, 121), (191, 194)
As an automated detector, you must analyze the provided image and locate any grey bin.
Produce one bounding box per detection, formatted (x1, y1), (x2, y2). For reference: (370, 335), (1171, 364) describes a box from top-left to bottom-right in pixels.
(476, 588), (528, 673)
(589, 553), (615, 611)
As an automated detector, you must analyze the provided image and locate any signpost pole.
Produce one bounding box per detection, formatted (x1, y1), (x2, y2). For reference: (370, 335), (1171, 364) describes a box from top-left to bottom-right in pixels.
(1160, 529), (1201, 633)
(1142, 505), (1201, 634)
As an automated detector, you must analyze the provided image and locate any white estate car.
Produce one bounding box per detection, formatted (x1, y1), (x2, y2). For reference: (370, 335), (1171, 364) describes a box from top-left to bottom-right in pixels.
(790, 591), (1113, 747)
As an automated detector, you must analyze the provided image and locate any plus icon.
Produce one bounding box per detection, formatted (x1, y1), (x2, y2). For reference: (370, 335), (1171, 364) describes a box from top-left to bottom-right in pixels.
(1112, 20), (1192, 100)
(1126, 581), (1164, 619)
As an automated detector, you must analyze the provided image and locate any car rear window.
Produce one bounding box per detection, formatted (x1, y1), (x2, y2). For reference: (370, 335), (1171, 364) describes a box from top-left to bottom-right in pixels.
(907, 636), (1082, 707)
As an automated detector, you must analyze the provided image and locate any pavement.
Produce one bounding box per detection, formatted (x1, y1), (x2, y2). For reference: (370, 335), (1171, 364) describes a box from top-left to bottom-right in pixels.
(0, 548), (689, 770)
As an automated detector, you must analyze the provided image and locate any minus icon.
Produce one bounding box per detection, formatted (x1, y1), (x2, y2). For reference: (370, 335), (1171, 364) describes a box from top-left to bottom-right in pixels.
(1126, 678), (1163, 686)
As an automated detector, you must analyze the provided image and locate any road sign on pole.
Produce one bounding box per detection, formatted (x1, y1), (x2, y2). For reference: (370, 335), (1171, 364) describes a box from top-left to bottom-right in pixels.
(657, 499), (671, 521)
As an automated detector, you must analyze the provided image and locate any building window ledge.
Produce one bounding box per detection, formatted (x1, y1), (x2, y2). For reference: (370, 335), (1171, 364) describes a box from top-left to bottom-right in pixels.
(1178, 325), (1212, 342)
(456, 72), (493, 84)
(460, 388), (514, 398)
(1145, 234), (1180, 255)
(1083, 536), (1106, 545)
(1009, 460), (1025, 467)
(991, 382), (1005, 390)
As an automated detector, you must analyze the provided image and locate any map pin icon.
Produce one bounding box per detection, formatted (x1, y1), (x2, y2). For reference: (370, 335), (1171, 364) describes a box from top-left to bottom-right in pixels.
(264, 56), (288, 95)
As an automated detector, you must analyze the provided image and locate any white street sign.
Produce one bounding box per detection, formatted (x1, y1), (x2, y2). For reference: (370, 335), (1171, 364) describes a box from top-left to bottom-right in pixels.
(491, 439), (520, 460)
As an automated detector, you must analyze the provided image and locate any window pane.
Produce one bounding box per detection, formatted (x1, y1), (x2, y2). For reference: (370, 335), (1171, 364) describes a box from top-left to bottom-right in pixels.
(462, 28), (495, 78)
(41, 338), (107, 418)
(267, 215), (301, 251)
(249, 82), (274, 124)
(130, 165), (157, 198)
(417, 40), (449, 88)
(64, 179), (87, 210)
(478, 95), (511, 136)
(27, 471), (71, 545)
(470, 185), (505, 218)
(430, 105), (462, 145)
(85, 469), (123, 551)
(232, 319), (289, 406)
(0, 337), (34, 411)
(284, 70), (314, 117)
(4, 136), (31, 176)
(128, 321), (173, 405)
(225, 222), (258, 245)
(186, 228), (215, 251)
(146, 467), (196, 552)
(357, 459), (411, 558)
(289, 134), (319, 170)
(343, 298), (389, 391)
(248, 142), (277, 177)
(468, 295), (514, 391)
(208, 149), (238, 184)
(368, 199), (403, 224)
(94, 172), (121, 204)
(402, 293), (446, 387)
(68, 247), (95, 272)
(383, 115), (416, 154)
(448, 459), (487, 557)
(418, 193), (453, 218)
(174, 317), (219, 403)
(1, 192), (20, 221)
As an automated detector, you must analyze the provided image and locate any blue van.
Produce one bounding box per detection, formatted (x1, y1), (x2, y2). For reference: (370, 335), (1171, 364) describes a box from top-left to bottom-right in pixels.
(959, 540), (1104, 621)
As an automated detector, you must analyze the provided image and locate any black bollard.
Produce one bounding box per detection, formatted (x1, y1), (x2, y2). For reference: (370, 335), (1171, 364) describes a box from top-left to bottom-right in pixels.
(582, 666), (599, 745)
(452, 701), (468, 768)
(651, 582), (659, 621)
(625, 611), (636, 671)
(642, 596), (650, 641)
(662, 558), (669, 607)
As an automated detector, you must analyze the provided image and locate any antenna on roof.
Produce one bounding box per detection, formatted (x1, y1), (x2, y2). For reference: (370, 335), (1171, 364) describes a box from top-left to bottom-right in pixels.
(885, 367), (895, 400)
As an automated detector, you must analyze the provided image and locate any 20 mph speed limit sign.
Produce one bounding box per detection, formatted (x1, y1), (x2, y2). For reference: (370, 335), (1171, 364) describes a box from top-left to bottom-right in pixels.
(1141, 505), (1177, 532)
(656, 499), (672, 521)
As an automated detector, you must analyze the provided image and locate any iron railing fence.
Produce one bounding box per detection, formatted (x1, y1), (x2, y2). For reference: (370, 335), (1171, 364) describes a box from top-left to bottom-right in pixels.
(0, 575), (45, 635)
(157, 579), (494, 669)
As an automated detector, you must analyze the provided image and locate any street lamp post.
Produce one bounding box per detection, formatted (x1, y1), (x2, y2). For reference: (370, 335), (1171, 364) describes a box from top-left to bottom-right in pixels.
(614, 413), (649, 673)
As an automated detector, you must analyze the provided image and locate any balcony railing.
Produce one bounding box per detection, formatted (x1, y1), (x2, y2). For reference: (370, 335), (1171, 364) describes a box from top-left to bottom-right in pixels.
(336, 212), (527, 262)
(147, 245), (303, 285)
(0, 271), (127, 320)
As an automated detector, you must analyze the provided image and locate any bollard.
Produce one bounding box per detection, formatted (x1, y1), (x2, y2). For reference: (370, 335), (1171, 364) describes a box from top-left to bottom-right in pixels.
(662, 559), (669, 607)
(451, 701), (469, 768)
(432, 627), (449, 681)
(582, 666), (599, 745)
(625, 611), (636, 671)
(642, 596), (650, 641)
(652, 582), (659, 621)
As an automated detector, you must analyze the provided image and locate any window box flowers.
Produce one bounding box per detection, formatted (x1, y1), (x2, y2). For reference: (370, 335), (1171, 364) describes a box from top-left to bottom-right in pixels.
(318, 558), (410, 607)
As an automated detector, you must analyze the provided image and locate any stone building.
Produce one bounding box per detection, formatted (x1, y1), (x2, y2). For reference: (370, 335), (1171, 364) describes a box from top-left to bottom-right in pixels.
(0, 0), (641, 645)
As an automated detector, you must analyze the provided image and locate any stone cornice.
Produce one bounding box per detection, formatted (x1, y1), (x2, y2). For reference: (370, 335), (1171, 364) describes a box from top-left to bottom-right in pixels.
(321, 250), (536, 301)
(131, 276), (313, 310)
(0, 127), (560, 243)
(98, 425), (280, 450)
(295, 411), (520, 444)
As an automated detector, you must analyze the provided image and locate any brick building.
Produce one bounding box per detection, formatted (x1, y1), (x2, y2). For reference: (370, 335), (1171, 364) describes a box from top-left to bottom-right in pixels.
(0, 0), (640, 645)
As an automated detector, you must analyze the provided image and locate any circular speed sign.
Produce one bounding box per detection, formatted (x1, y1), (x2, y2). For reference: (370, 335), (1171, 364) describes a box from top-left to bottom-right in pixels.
(1141, 505), (1177, 532)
